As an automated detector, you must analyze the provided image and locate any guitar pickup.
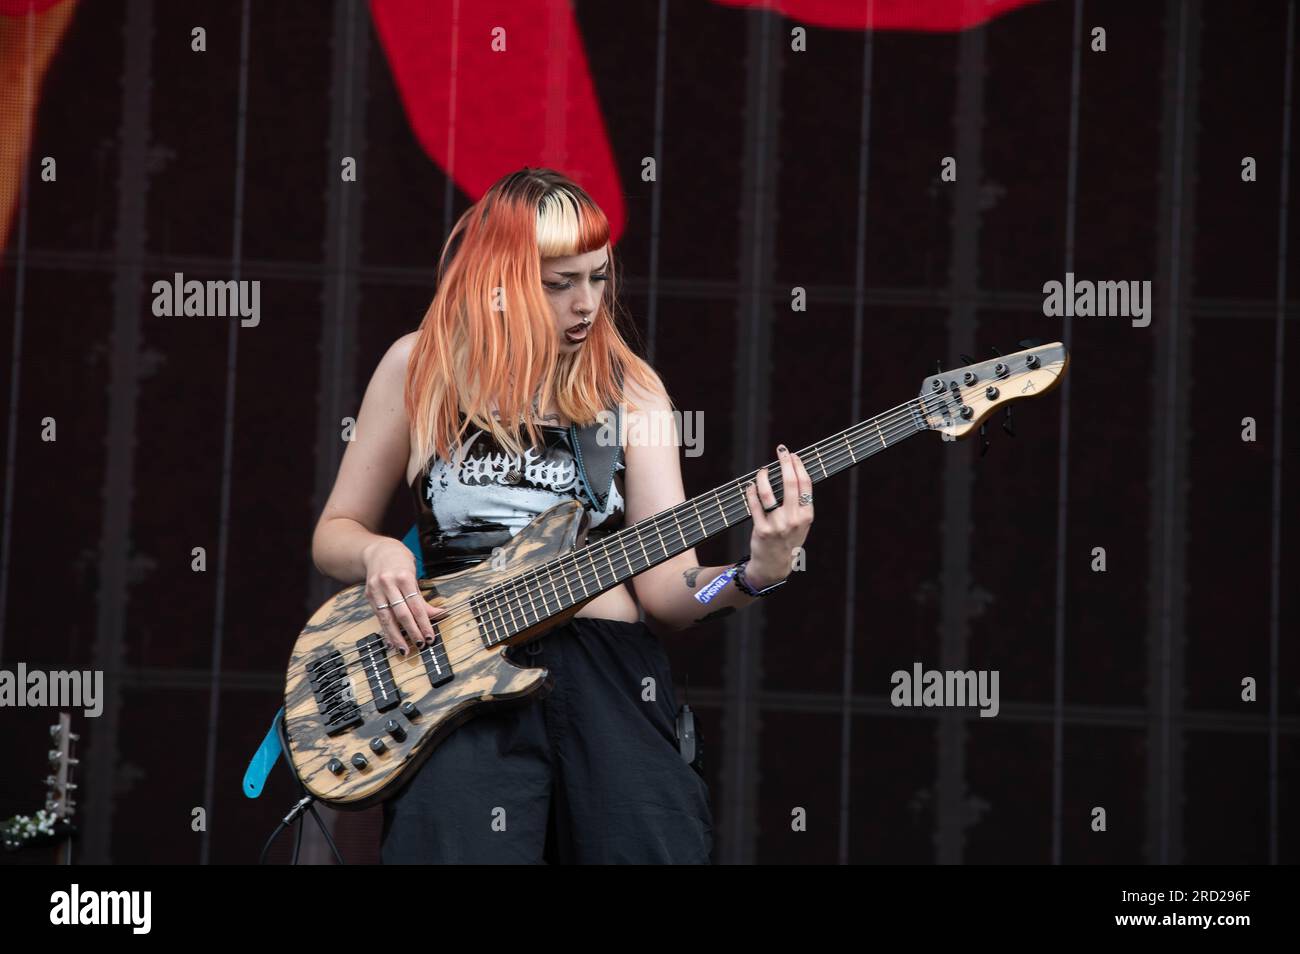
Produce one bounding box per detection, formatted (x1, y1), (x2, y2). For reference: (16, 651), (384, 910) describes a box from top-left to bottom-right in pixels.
(421, 626), (454, 689)
(356, 633), (400, 712)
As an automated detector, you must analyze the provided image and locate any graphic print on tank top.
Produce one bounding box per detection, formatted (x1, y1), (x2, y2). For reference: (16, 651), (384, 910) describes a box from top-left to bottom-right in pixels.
(410, 423), (625, 576)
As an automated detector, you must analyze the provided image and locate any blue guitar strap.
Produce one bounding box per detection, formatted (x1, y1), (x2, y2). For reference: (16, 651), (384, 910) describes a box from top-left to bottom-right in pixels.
(242, 706), (289, 798)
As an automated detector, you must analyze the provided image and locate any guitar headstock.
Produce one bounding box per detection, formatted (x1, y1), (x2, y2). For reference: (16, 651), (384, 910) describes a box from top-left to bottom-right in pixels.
(2, 713), (78, 856)
(917, 341), (1068, 441)
(45, 713), (79, 824)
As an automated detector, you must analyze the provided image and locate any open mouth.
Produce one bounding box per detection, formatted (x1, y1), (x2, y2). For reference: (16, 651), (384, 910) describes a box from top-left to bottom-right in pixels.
(564, 325), (589, 343)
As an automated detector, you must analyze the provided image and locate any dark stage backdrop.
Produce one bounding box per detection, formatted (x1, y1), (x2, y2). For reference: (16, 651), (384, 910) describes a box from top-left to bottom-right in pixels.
(0, 0), (1296, 865)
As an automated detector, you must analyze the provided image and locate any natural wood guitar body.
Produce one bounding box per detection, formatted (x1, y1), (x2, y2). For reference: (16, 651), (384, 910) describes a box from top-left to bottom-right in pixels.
(284, 500), (595, 810)
(282, 341), (1069, 809)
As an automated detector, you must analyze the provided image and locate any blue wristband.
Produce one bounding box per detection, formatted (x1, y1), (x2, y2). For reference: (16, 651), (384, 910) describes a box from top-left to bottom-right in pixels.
(694, 565), (741, 604)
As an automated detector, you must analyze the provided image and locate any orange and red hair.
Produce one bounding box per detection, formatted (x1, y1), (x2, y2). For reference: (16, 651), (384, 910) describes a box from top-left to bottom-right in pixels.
(405, 167), (665, 468)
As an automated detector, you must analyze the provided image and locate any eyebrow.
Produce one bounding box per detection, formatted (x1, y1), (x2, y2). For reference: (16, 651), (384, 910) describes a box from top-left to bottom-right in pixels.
(550, 260), (609, 278)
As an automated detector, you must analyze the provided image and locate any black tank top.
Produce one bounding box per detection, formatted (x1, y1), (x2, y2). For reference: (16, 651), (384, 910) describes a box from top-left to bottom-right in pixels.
(410, 418), (627, 577)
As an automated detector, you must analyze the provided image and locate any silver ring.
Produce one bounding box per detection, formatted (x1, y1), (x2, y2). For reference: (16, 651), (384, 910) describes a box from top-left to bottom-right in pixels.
(402, 591), (420, 600)
(799, 492), (813, 506)
(375, 602), (390, 610)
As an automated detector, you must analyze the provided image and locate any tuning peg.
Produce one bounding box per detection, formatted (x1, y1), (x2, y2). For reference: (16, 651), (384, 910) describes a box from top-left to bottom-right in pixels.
(960, 353), (976, 366)
(979, 422), (990, 458)
(1002, 405), (1015, 437)
(934, 359), (943, 375)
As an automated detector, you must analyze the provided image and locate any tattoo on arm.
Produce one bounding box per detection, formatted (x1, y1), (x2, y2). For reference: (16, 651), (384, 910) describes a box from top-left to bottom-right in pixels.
(683, 566), (703, 588)
(693, 606), (735, 625)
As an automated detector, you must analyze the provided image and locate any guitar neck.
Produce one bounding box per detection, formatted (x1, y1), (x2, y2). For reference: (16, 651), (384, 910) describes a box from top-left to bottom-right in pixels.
(478, 397), (928, 641)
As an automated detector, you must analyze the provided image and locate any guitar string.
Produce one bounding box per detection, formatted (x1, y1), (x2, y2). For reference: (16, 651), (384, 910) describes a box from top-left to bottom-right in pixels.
(301, 351), (1059, 720)
(295, 371), (1022, 716)
(296, 379), (1012, 719)
(306, 383), (1026, 726)
(296, 388), (939, 690)
(428, 364), (1047, 651)
(299, 394), (944, 720)
(300, 368), (1041, 727)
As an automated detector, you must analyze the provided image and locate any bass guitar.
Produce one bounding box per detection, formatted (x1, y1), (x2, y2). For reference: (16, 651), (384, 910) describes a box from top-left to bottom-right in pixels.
(284, 341), (1068, 808)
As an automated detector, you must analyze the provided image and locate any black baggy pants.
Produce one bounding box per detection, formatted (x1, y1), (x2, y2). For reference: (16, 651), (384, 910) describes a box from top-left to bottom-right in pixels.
(379, 616), (714, 864)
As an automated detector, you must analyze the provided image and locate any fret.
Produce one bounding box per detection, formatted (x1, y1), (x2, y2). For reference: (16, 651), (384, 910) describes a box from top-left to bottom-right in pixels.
(551, 566), (566, 613)
(652, 520), (670, 561)
(693, 502), (708, 538)
(603, 542), (619, 585)
(545, 571), (560, 616)
(619, 532), (638, 575)
(494, 590), (513, 634)
(605, 536), (626, 580)
(507, 587), (527, 630)
(482, 594), (499, 645)
(506, 586), (525, 630)
(473, 596), (496, 644)
(576, 551), (595, 597)
(476, 405), (927, 642)
(536, 576), (552, 617)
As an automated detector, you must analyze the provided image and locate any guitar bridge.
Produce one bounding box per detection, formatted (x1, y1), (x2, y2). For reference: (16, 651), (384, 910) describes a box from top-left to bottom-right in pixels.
(305, 649), (363, 736)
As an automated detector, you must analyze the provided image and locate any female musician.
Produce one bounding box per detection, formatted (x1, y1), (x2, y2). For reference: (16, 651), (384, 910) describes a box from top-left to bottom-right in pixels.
(312, 168), (814, 863)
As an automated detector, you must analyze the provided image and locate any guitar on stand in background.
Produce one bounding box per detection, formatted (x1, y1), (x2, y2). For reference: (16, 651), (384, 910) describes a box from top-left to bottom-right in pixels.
(1, 713), (79, 864)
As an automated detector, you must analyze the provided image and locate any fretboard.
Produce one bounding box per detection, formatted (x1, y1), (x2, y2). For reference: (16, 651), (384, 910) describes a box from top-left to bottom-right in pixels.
(474, 396), (931, 643)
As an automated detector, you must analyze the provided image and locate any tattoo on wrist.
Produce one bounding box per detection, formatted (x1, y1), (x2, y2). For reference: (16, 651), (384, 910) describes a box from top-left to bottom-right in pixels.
(683, 566), (703, 588)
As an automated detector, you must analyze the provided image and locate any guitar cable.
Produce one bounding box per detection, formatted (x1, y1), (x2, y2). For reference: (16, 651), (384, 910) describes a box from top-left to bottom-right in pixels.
(258, 713), (347, 865)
